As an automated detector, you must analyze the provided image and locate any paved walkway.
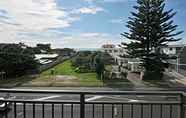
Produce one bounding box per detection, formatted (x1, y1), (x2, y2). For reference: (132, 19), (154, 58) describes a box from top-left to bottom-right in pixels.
(178, 68), (186, 77)
(127, 72), (148, 88)
(164, 71), (186, 87)
(11, 86), (169, 91)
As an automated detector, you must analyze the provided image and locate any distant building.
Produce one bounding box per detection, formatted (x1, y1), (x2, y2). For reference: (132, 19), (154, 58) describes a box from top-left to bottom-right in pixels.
(165, 45), (186, 71)
(35, 54), (59, 65)
(101, 44), (127, 66)
(161, 45), (184, 56)
(101, 44), (186, 73)
(102, 44), (115, 49)
(180, 46), (186, 66)
(101, 44), (126, 57)
(161, 45), (186, 70)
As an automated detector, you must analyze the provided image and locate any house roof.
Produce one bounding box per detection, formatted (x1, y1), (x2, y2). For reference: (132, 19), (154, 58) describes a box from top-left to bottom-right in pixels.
(102, 44), (115, 48)
(35, 54), (58, 60)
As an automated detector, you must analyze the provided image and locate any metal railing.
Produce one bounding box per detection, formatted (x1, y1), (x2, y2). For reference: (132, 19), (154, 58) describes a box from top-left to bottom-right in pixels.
(0, 89), (185, 118)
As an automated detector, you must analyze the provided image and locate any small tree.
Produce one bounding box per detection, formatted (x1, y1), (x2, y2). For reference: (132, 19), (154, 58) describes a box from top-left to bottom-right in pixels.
(94, 53), (105, 80)
(121, 0), (183, 79)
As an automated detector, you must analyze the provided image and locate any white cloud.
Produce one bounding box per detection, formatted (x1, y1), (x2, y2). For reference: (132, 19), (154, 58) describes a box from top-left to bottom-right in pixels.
(0, 0), (107, 47)
(83, 0), (94, 2)
(0, 0), (123, 48)
(0, 0), (79, 44)
(73, 7), (104, 14)
(58, 32), (122, 48)
(103, 0), (133, 2)
(81, 32), (108, 37)
(14, 32), (121, 48)
(83, 0), (135, 3)
(0, 0), (71, 31)
(109, 19), (123, 24)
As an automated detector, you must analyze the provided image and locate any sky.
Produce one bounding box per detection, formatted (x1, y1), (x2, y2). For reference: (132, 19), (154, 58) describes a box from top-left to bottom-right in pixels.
(0, 0), (185, 48)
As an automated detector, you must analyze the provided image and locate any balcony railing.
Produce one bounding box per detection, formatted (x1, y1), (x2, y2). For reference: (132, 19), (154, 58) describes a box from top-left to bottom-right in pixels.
(0, 89), (185, 118)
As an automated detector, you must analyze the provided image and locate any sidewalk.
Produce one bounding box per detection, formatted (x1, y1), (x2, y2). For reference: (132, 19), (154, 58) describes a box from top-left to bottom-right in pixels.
(164, 71), (186, 87)
(127, 72), (148, 88)
(8, 86), (171, 91)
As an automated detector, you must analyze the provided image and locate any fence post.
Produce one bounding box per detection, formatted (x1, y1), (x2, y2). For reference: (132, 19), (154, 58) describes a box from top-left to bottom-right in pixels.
(180, 94), (185, 118)
(80, 93), (85, 118)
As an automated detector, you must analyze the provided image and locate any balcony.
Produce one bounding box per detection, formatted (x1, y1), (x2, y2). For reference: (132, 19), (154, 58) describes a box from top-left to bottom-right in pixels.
(0, 89), (185, 118)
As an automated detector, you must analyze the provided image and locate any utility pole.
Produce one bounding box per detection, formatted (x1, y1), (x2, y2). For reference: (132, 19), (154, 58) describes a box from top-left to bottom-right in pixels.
(177, 56), (179, 72)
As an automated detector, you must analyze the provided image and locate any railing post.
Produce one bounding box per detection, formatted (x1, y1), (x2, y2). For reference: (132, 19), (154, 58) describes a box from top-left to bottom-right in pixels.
(80, 93), (85, 118)
(180, 94), (185, 118)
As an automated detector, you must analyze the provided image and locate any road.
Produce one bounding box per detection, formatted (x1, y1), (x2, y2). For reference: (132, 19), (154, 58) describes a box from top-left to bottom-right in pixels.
(0, 92), (182, 118)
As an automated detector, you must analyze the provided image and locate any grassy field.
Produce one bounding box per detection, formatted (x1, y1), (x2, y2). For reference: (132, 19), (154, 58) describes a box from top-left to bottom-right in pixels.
(23, 60), (103, 87)
(0, 60), (134, 88)
(41, 60), (101, 82)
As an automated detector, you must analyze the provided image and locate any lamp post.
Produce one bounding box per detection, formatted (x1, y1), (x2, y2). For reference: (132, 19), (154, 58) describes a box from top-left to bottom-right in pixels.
(177, 55), (179, 72)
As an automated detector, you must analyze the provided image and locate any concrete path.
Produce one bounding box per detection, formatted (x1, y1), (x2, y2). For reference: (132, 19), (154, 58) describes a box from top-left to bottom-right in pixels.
(164, 71), (186, 87)
(126, 72), (148, 88)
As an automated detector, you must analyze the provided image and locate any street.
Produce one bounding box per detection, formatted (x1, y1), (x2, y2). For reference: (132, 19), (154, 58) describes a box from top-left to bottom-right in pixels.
(0, 93), (181, 118)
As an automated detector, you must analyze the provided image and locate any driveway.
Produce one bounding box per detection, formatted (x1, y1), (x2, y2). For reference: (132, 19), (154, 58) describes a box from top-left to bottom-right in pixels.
(127, 72), (148, 88)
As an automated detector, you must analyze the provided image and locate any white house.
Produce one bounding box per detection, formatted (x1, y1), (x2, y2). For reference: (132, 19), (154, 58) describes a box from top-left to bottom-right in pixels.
(100, 44), (127, 66)
(161, 45), (184, 56)
(35, 54), (59, 65)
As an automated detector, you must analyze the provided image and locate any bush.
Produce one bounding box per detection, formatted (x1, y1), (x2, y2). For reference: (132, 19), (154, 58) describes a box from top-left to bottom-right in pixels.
(121, 72), (128, 79)
(143, 71), (163, 80)
(71, 51), (96, 73)
(74, 66), (95, 73)
(103, 71), (111, 79)
(0, 43), (39, 77)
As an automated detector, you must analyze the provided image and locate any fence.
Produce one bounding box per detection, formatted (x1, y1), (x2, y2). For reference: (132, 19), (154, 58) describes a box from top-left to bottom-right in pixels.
(169, 63), (186, 77)
(0, 89), (185, 118)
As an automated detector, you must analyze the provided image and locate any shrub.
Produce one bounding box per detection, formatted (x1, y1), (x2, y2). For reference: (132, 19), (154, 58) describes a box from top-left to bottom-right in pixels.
(143, 71), (163, 80)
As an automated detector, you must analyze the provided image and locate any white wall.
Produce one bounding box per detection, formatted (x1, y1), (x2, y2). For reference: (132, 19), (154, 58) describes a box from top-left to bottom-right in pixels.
(162, 47), (177, 55)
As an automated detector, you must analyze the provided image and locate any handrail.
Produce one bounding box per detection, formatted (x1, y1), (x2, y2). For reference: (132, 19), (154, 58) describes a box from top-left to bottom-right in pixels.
(0, 89), (184, 95)
(0, 99), (80, 104)
(0, 89), (185, 118)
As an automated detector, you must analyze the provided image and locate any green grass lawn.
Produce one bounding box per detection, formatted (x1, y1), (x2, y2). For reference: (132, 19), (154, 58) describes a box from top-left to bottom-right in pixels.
(41, 60), (100, 82)
(0, 60), (133, 88)
(29, 60), (103, 87)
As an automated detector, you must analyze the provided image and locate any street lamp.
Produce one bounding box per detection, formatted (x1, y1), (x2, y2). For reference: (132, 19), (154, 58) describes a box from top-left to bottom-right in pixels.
(177, 55), (179, 72)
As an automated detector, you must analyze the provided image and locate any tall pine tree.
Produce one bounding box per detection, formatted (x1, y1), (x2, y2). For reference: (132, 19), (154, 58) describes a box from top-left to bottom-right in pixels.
(121, 0), (183, 79)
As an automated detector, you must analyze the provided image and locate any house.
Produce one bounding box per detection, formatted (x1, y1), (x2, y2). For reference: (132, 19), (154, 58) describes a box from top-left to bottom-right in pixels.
(180, 46), (186, 65)
(101, 44), (186, 73)
(161, 45), (184, 56)
(35, 54), (59, 65)
(128, 45), (186, 72)
(178, 46), (186, 70)
(101, 44), (141, 72)
(161, 45), (186, 71)
(101, 44), (127, 66)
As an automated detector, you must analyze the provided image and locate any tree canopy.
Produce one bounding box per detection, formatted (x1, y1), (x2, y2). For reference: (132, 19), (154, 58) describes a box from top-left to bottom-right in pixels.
(0, 43), (39, 77)
(121, 0), (183, 79)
